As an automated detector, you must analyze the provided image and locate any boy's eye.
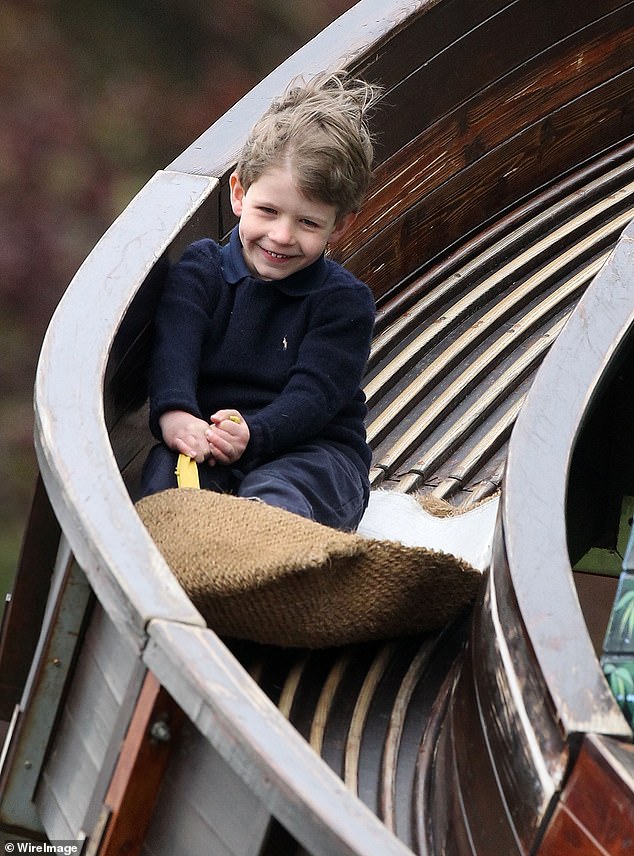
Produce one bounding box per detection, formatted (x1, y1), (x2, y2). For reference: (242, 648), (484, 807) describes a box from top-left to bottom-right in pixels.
(258, 206), (277, 215)
(301, 219), (320, 228)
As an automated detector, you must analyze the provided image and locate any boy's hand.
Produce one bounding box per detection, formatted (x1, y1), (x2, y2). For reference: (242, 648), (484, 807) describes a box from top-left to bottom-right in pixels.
(205, 410), (250, 465)
(159, 410), (212, 463)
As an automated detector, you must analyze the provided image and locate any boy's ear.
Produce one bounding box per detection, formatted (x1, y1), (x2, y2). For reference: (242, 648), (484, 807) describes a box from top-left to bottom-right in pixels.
(229, 172), (245, 216)
(329, 211), (357, 243)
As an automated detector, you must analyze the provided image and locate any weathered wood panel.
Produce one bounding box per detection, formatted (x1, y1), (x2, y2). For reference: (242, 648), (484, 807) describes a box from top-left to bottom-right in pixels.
(0, 551), (91, 839)
(141, 717), (271, 856)
(36, 604), (144, 842)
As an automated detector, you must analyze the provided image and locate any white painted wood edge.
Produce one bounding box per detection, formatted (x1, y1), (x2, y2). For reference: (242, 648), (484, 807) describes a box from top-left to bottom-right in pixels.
(34, 170), (214, 641)
(505, 217), (634, 736)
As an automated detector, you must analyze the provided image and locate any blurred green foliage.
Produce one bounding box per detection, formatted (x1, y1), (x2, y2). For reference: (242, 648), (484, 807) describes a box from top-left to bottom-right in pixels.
(0, 0), (356, 600)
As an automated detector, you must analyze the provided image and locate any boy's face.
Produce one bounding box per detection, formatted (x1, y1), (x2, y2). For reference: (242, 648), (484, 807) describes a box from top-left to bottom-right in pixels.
(229, 166), (356, 281)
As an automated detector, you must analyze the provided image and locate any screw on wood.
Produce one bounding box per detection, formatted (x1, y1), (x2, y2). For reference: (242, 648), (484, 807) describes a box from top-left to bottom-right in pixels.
(149, 719), (171, 743)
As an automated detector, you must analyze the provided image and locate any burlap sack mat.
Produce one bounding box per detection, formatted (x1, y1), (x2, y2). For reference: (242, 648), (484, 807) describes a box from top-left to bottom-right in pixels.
(136, 488), (483, 648)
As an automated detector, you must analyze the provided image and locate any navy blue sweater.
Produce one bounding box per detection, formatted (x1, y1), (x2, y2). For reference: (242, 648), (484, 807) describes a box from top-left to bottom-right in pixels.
(149, 227), (376, 475)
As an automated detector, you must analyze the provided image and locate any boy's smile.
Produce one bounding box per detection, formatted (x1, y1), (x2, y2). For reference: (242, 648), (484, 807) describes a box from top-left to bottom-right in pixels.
(229, 166), (355, 281)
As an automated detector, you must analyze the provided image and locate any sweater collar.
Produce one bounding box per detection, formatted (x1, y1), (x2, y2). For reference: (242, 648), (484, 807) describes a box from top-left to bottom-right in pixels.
(221, 226), (329, 295)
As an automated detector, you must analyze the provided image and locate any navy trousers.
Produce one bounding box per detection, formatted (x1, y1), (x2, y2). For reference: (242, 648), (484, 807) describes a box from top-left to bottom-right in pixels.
(140, 442), (369, 531)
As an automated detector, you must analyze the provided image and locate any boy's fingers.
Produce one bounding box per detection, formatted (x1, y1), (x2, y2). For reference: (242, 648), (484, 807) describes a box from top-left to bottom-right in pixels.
(208, 433), (232, 457)
(210, 410), (242, 426)
(208, 432), (241, 464)
(174, 438), (197, 459)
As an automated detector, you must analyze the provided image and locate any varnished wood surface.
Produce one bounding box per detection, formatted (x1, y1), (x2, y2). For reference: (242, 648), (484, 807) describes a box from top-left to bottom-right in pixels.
(0, 478), (59, 721)
(340, 1), (634, 294)
(536, 734), (634, 856)
(365, 158), (634, 500)
(97, 673), (184, 856)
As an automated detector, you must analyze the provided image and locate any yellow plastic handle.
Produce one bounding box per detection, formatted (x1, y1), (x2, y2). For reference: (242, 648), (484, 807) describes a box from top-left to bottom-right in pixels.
(175, 454), (200, 489)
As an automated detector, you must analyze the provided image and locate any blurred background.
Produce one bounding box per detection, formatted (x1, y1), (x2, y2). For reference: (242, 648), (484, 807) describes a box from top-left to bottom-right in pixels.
(0, 0), (356, 601)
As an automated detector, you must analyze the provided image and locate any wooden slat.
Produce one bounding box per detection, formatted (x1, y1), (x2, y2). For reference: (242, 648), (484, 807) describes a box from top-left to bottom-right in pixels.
(309, 645), (387, 786)
(344, 644), (396, 797)
(232, 642), (300, 710)
(277, 655), (309, 721)
(368, 156), (634, 366)
(370, 310), (570, 485)
(365, 195), (633, 418)
(367, 183), (632, 494)
(379, 641), (435, 833)
(395, 391), (522, 496)
(430, 396), (524, 500)
(285, 653), (349, 746)
(244, 629), (472, 852)
(96, 673), (183, 856)
(467, 460), (506, 506)
(371, 142), (634, 333)
(0, 477), (60, 720)
(309, 652), (353, 757)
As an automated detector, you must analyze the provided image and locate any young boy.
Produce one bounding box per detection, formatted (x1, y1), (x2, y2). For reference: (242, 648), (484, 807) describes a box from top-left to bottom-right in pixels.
(141, 70), (380, 530)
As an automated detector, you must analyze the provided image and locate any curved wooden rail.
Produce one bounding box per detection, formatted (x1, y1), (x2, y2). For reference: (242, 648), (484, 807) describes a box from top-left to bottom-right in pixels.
(421, 223), (634, 855)
(505, 225), (634, 734)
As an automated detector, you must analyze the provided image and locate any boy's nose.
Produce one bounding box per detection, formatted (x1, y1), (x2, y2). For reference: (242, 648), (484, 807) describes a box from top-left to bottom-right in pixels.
(270, 219), (294, 245)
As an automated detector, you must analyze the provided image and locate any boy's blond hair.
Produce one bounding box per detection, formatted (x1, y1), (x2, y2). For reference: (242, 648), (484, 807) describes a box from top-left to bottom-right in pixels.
(235, 70), (381, 215)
